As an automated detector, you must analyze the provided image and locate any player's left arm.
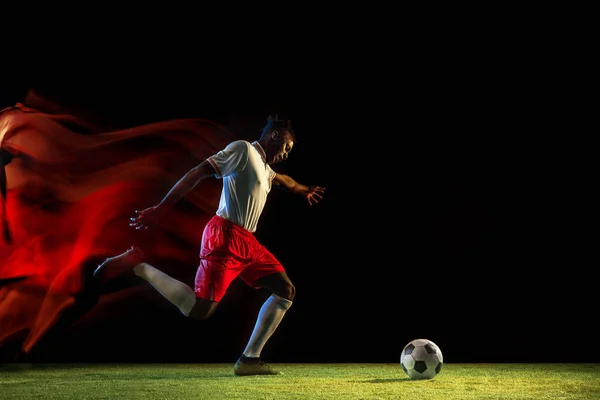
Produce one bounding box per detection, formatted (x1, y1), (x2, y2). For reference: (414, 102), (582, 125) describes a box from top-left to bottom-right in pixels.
(273, 173), (326, 206)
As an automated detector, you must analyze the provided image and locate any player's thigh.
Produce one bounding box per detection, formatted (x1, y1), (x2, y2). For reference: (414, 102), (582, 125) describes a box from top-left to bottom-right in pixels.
(194, 258), (243, 303)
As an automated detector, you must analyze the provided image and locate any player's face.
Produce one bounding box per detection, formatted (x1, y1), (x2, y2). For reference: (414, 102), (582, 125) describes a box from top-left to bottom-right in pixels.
(267, 130), (294, 164)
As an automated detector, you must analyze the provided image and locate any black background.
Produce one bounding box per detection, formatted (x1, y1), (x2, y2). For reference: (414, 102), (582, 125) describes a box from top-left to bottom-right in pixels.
(0, 43), (593, 365)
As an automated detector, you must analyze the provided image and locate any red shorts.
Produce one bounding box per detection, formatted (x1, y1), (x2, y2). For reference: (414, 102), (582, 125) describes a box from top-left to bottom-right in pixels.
(194, 215), (285, 302)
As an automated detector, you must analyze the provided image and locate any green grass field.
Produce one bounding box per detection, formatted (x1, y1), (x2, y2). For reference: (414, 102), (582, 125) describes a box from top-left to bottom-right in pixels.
(1, 363), (599, 399)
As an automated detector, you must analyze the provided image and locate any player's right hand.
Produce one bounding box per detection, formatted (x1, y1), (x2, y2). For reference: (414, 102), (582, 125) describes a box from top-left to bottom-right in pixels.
(129, 206), (164, 230)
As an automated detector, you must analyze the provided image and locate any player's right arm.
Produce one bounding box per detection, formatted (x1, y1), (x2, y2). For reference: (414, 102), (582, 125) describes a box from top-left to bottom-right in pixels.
(129, 160), (217, 230)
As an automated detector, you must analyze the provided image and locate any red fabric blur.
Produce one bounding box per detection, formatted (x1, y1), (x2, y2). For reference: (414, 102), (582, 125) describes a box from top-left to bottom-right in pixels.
(0, 94), (236, 354)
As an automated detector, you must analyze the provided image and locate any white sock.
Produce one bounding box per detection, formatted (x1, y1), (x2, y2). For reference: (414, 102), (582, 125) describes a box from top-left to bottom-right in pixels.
(133, 262), (196, 317)
(243, 294), (293, 358)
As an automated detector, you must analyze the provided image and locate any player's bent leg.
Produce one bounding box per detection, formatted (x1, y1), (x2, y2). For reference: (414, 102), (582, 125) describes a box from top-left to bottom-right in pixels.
(234, 272), (295, 376)
(96, 248), (220, 320)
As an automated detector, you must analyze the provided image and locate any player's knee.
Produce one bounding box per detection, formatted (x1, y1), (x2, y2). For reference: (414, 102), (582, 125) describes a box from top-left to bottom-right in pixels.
(280, 282), (295, 302)
(258, 273), (295, 301)
(187, 299), (218, 320)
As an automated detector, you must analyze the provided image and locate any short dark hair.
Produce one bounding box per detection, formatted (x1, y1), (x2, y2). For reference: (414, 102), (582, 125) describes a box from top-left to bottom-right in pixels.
(260, 115), (296, 141)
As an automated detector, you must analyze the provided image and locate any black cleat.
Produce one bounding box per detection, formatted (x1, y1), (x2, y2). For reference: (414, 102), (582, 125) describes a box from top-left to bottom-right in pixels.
(93, 246), (144, 283)
(234, 356), (282, 376)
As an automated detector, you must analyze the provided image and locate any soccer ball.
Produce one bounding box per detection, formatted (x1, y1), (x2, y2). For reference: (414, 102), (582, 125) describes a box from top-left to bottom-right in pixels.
(400, 338), (443, 380)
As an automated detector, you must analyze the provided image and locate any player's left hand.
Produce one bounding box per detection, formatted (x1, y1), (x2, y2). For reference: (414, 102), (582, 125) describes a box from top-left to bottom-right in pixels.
(306, 186), (326, 206)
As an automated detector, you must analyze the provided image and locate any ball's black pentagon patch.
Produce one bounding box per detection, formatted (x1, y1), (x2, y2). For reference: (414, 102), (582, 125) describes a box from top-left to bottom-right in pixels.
(435, 362), (442, 374)
(404, 344), (415, 355)
(414, 360), (427, 373)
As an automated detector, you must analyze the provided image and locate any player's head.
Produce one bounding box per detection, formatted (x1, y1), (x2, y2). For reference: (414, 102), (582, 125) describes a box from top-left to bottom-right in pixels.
(259, 115), (295, 165)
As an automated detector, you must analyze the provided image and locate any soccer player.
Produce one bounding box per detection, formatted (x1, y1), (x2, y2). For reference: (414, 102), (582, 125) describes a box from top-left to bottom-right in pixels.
(93, 115), (325, 375)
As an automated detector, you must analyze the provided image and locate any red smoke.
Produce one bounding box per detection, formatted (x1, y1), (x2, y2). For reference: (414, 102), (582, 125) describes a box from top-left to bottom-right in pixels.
(0, 93), (236, 355)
